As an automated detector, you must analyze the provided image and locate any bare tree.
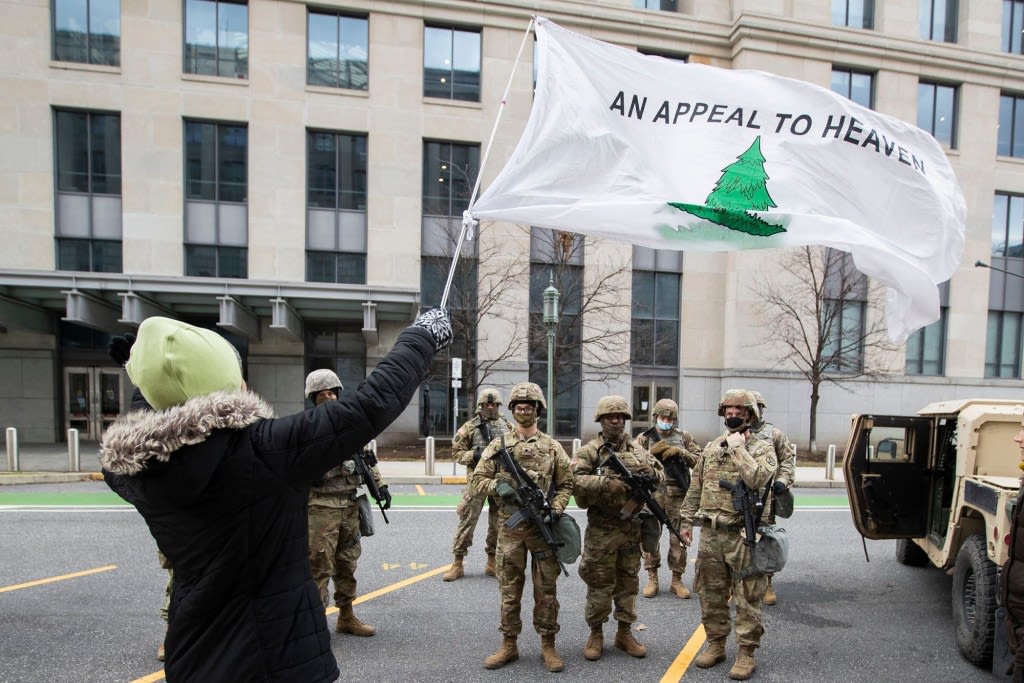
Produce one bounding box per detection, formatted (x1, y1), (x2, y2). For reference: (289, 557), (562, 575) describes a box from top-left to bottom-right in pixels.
(754, 246), (898, 453)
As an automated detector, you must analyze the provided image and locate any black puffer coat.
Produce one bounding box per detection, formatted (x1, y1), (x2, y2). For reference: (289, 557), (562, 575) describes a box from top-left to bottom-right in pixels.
(100, 327), (434, 682)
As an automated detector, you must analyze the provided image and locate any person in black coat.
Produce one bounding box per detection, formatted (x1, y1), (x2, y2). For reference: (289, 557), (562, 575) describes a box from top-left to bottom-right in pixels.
(100, 311), (450, 682)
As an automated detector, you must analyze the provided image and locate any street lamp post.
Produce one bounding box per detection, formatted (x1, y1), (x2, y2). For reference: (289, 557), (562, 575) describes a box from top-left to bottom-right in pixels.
(542, 276), (560, 435)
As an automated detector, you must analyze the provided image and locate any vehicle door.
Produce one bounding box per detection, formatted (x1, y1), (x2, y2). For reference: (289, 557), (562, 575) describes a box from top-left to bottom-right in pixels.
(844, 414), (932, 539)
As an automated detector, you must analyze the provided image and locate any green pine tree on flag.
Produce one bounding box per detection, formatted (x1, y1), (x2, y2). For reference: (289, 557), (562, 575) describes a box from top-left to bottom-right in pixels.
(669, 136), (785, 236)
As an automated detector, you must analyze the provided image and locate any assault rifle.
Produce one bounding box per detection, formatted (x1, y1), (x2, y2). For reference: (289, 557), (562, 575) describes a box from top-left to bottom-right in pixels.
(354, 447), (389, 524)
(717, 478), (765, 548)
(598, 443), (686, 546)
(473, 420), (492, 468)
(494, 434), (568, 576)
(642, 426), (691, 493)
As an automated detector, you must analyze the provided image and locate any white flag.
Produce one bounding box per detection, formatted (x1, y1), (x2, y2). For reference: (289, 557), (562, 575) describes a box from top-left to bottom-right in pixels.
(470, 17), (966, 343)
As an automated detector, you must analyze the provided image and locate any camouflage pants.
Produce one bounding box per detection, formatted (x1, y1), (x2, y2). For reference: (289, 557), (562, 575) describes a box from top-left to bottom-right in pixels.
(693, 525), (768, 646)
(308, 504), (362, 609)
(495, 526), (562, 636)
(451, 485), (499, 557)
(642, 488), (688, 574)
(578, 520), (642, 627)
(157, 550), (173, 622)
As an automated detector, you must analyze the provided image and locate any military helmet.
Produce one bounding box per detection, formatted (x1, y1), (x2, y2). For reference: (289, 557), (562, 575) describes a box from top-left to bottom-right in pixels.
(507, 381), (547, 416)
(752, 391), (767, 410)
(594, 395), (632, 422)
(305, 369), (343, 400)
(717, 389), (760, 420)
(653, 398), (678, 419)
(477, 386), (502, 407)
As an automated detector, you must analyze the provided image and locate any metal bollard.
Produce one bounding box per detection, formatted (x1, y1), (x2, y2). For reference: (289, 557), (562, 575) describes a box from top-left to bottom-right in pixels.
(67, 428), (81, 472)
(826, 444), (836, 481)
(6, 427), (18, 472)
(425, 436), (435, 476)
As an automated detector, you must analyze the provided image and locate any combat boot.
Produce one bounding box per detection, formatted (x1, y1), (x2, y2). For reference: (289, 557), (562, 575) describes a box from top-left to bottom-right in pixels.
(484, 553), (496, 577)
(442, 556), (464, 582)
(642, 568), (659, 598)
(483, 635), (519, 669)
(670, 572), (691, 599)
(694, 638), (727, 668)
(336, 604), (376, 637)
(583, 625), (603, 661)
(613, 622), (647, 658)
(540, 634), (564, 672)
(728, 645), (757, 680)
(763, 576), (777, 605)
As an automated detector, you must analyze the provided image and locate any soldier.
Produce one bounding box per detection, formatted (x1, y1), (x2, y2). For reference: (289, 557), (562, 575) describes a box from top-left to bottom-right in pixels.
(571, 395), (664, 661)
(443, 387), (514, 581)
(305, 369), (391, 638)
(470, 382), (574, 672)
(636, 398), (702, 599)
(680, 389), (777, 681)
(751, 390), (795, 606)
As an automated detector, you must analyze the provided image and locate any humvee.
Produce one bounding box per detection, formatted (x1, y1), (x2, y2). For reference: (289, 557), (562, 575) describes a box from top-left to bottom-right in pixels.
(844, 399), (1023, 670)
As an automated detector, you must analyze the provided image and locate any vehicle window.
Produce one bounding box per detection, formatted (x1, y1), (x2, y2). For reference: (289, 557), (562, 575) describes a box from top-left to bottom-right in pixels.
(870, 427), (909, 462)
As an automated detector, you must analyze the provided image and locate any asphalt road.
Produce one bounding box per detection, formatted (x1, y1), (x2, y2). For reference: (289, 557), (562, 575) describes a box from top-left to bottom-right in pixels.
(0, 484), (1002, 683)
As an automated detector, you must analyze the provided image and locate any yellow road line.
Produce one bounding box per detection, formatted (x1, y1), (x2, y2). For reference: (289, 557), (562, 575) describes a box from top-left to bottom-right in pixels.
(660, 623), (706, 683)
(415, 484), (426, 496)
(135, 564), (451, 682)
(0, 564), (117, 593)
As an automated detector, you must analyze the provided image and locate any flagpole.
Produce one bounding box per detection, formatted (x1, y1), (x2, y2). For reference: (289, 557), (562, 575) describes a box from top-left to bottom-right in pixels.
(438, 16), (537, 311)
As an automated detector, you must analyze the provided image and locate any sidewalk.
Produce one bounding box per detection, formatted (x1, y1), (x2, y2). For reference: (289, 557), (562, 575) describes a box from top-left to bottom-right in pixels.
(0, 442), (846, 488)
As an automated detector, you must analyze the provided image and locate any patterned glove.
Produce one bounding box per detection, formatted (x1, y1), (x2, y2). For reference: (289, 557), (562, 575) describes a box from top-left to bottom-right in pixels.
(107, 332), (137, 366)
(412, 308), (453, 352)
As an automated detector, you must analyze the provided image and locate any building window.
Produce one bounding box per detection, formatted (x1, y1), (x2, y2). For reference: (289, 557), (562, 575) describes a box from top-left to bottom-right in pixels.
(184, 0), (248, 78)
(993, 192), (1024, 258)
(832, 0), (874, 28)
(54, 109), (122, 273)
(53, 0), (120, 65)
(999, 94), (1024, 158)
(831, 68), (874, 109)
(1004, 0), (1024, 53)
(184, 120), (247, 278)
(822, 249), (868, 373)
(918, 82), (958, 149)
(986, 311), (1022, 378)
(920, 0), (958, 42)
(905, 283), (949, 376)
(306, 130), (367, 284)
(631, 247), (681, 368)
(529, 228), (584, 438)
(423, 25), (480, 101)
(634, 0), (677, 11)
(420, 140), (481, 433)
(307, 11), (367, 90)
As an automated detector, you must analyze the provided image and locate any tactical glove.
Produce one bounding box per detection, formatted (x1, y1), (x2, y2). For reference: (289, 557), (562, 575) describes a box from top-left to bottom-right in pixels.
(606, 478), (629, 497)
(379, 485), (392, 510)
(772, 480), (788, 495)
(412, 308), (453, 352)
(494, 479), (518, 504)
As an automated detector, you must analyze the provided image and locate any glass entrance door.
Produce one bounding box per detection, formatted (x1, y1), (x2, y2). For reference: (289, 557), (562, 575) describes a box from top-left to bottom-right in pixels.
(631, 380), (676, 435)
(64, 367), (125, 440)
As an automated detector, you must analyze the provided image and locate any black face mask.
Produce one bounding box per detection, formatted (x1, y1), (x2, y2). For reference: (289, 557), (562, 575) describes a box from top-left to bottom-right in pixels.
(724, 416), (746, 431)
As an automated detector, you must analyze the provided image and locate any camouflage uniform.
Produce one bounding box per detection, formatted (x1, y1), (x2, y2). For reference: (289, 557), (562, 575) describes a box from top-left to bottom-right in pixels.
(572, 427), (664, 651)
(471, 430), (573, 638)
(449, 412), (513, 560)
(636, 425), (701, 588)
(680, 391), (777, 677)
(307, 458), (385, 610)
(751, 391), (795, 607)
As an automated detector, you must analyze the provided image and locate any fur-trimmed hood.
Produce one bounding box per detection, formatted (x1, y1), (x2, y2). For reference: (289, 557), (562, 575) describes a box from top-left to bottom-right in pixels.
(99, 391), (274, 476)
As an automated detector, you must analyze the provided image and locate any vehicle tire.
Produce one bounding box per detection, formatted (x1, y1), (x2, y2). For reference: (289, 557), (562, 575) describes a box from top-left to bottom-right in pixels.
(952, 534), (998, 666)
(895, 538), (929, 567)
